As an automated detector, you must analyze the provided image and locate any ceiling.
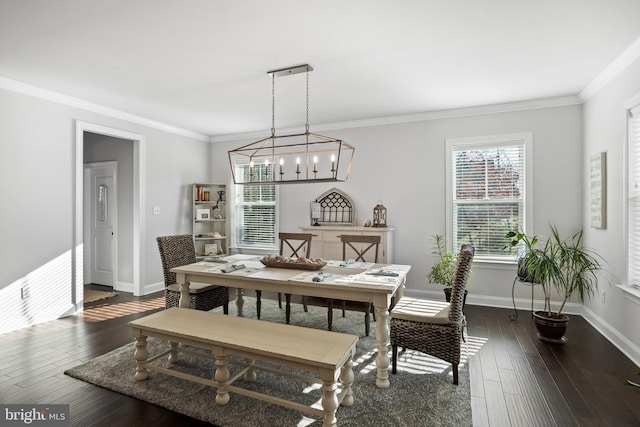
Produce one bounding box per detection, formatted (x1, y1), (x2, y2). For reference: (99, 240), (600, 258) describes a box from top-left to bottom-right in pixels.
(2, 0), (640, 139)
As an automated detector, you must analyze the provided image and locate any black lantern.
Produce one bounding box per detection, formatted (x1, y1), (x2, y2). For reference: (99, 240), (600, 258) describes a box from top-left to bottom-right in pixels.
(372, 201), (387, 228)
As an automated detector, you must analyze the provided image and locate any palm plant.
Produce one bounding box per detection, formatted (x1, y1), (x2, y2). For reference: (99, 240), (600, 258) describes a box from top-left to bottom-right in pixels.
(506, 225), (603, 342)
(548, 225), (601, 316)
(519, 236), (559, 316)
(506, 225), (602, 317)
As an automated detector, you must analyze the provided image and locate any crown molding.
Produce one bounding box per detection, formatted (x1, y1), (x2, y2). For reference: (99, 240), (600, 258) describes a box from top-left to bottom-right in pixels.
(0, 76), (209, 142)
(580, 35), (640, 102)
(0, 75), (589, 144)
(210, 95), (582, 143)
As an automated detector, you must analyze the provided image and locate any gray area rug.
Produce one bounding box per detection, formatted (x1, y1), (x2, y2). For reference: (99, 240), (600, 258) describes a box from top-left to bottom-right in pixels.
(65, 297), (472, 426)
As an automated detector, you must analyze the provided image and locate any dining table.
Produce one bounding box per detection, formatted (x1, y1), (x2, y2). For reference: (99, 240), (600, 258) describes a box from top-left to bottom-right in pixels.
(171, 254), (411, 389)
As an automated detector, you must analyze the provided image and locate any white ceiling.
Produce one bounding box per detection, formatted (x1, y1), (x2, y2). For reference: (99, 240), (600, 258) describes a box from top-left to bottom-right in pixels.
(2, 0), (640, 139)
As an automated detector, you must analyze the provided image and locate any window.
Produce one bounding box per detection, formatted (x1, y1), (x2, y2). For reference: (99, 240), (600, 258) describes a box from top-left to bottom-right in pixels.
(233, 162), (278, 250)
(628, 103), (640, 288)
(446, 132), (532, 262)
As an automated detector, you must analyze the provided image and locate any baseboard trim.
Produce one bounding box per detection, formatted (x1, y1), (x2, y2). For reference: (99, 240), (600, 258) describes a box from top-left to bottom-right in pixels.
(581, 306), (640, 369)
(114, 281), (134, 293)
(144, 282), (164, 295)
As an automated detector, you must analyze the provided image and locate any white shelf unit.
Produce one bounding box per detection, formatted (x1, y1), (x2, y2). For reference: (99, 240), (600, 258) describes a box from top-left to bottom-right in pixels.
(192, 183), (229, 259)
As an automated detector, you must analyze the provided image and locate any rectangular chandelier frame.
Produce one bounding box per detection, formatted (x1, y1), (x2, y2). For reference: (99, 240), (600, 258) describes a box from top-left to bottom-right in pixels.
(228, 131), (354, 185)
(228, 63), (354, 185)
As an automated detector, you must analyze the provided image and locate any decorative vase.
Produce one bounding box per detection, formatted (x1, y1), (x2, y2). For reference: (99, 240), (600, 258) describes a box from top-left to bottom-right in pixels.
(533, 311), (569, 343)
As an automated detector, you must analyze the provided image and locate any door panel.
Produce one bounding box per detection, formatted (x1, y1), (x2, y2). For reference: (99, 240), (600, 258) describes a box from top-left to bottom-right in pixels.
(87, 163), (116, 286)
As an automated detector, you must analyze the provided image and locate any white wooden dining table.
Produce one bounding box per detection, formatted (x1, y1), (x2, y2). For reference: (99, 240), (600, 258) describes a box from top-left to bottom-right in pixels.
(171, 255), (411, 389)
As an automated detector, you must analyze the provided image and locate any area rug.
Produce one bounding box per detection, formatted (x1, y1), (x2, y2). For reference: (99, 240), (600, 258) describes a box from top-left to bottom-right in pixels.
(83, 289), (119, 303)
(65, 297), (472, 426)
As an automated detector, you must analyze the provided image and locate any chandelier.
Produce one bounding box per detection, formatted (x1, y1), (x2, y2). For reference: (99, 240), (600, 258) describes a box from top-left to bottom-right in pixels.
(228, 64), (354, 184)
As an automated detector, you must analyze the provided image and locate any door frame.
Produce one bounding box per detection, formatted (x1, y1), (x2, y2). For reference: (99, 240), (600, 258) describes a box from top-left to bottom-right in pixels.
(84, 161), (118, 287)
(74, 121), (145, 309)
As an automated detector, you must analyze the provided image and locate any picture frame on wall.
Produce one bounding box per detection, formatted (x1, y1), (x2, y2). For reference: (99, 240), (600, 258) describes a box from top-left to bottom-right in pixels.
(590, 152), (606, 229)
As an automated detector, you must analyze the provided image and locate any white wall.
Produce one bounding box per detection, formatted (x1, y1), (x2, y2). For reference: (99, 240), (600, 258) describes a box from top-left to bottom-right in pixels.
(211, 104), (584, 308)
(582, 56), (640, 364)
(142, 129), (211, 293)
(0, 87), (211, 333)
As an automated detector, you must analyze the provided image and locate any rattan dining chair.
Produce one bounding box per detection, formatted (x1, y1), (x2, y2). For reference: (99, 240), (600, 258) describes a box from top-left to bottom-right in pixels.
(305, 234), (380, 336)
(390, 243), (474, 385)
(156, 234), (230, 313)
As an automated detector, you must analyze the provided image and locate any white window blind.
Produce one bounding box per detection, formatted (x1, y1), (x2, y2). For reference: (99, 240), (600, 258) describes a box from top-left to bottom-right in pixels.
(234, 162), (277, 249)
(628, 104), (640, 287)
(446, 133), (531, 261)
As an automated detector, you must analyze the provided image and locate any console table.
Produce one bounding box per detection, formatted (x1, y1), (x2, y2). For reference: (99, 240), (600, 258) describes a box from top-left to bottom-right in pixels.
(299, 225), (394, 263)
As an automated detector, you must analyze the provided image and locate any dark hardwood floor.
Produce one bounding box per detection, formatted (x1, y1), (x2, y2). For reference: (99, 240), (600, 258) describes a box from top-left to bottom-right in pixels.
(466, 305), (640, 426)
(1, 287), (639, 426)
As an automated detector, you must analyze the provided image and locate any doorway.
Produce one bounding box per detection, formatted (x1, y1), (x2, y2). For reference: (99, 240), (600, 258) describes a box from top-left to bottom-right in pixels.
(74, 121), (145, 308)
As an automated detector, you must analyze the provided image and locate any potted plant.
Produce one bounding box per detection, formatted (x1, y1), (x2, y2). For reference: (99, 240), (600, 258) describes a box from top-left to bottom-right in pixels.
(505, 225), (602, 343)
(428, 235), (468, 306)
(505, 229), (540, 283)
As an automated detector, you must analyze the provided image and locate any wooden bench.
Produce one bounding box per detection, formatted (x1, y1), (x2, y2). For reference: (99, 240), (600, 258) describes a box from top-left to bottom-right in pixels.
(129, 307), (358, 427)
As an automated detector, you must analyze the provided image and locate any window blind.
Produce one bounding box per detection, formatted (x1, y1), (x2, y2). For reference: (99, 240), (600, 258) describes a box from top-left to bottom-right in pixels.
(629, 105), (640, 286)
(450, 138), (527, 260)
(234, 163), (277, 249)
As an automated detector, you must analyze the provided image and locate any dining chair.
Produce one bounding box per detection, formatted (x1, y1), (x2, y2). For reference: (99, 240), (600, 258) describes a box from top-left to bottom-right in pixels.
(341, 234), (380, 262)
(267, 232), (313, 324)
(277, 232), (313, 303)
(156, 234), (230, 313)
(390, 243), (474, 385)
(305, 234), (380, 336)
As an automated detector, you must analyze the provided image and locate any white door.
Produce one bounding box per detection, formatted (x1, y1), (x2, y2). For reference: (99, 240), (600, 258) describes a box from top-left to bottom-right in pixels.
(85, 162), (117, 286)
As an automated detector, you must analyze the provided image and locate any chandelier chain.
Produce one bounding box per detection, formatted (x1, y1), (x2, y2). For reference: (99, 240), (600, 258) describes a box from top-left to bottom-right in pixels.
(305, 68), (310, 133)
(271, 73), (276, 137)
